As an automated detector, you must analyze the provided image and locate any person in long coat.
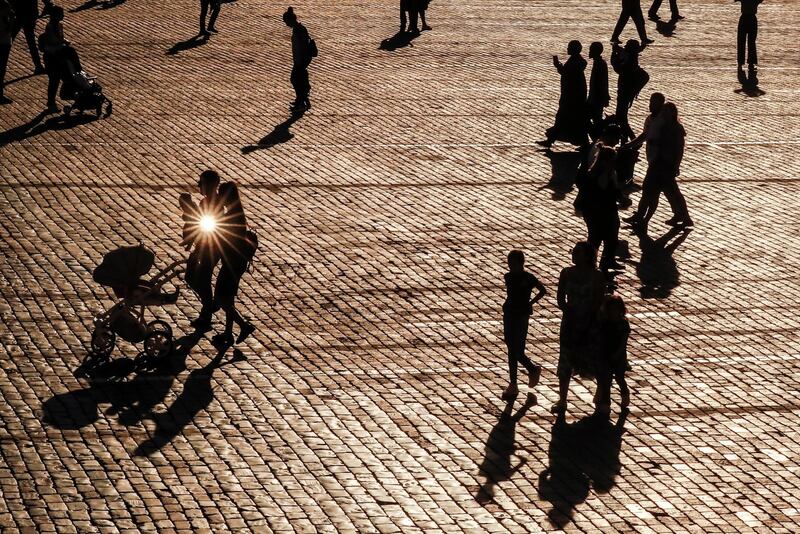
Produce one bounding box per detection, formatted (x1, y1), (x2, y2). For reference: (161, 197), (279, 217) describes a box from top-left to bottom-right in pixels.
(541, 40), (589, 147)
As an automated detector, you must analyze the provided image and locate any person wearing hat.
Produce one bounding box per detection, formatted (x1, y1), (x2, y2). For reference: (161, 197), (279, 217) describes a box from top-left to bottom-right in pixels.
(283, 6), (314, 112)
(611, 0), (653, 46)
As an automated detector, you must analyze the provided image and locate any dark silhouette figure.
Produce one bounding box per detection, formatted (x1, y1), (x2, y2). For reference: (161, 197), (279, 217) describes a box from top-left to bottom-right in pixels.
(199, 0), (220, 35)
(501, 251), (545, 400)
(475, 394), (536, 504)
(134, 347), (245, 456)
(166, 33), (210, 55)
(631, 225), (690, 298)
(540, 148), (583, 200)
(242, 110), (304, 153)
(70, 0), (126, 12)
(540, 40), (589, 148)
(583, 145), (623, 272)
(379, 29), (418, 51)
(611, 0), (653, 45)
(611, 39), (649, 142)
(594, 295), (630, 414)
(10, 0), (44, 73)
(623, 91), (665, 227)
(736, 0), (762, 86)
(39, 5), (83, 113)
(538, 411), (627, 528)
(587, 42), (610, 140)
(648, 0), (682, 21)
(284, 6), (316, 113)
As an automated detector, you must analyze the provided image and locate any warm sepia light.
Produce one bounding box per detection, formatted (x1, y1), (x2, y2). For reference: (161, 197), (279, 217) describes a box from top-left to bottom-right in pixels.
(200, 215), (217, 233)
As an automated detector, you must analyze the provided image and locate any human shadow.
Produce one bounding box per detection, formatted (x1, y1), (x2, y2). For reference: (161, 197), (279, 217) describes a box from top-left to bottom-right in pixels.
(475, 393), (537, 505)
(2, 73), (37, 86)
(241, 109), (305, 154)
(537, 411), (628, 528)
(166, 33), (210, 56)
(70, 0), (126, 12)
(735, 84), (766, 98)
(655, 19), (677, 37)
(379, 30), (419, 51)
(133, 347), (246, 456)
(0, 110), (96, 147)
(540, 148), (583, 201)
(630, 225), (691, 299)
(42, 331), (204, 431)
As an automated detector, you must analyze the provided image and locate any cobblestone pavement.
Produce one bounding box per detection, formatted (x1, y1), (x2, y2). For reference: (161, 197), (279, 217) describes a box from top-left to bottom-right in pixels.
(2, 0), (800, 531)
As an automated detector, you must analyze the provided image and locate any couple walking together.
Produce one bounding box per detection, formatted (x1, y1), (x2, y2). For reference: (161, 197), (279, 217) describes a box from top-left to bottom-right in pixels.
(181, 170), (257, 347)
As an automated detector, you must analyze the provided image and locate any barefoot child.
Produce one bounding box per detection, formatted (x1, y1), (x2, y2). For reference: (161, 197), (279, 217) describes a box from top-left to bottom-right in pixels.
(595, 294), (631, 414)
(502, 250), (546, 400)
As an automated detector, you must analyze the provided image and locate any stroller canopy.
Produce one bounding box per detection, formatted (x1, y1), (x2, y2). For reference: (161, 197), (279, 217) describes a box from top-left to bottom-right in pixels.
(92, 244), (155, 288)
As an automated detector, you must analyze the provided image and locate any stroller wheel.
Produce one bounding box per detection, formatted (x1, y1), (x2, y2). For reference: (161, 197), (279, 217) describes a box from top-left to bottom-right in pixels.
(105, 100), (113, 117)
(90, 326), (116, 357)
(143, 329), (173, 359)
(146, 319), (172, 338)
(63, 105), (72, 116)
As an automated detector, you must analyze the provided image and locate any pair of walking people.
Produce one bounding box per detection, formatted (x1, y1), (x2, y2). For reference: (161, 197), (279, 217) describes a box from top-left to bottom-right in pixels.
(501, 247), (630, 415)
(183, 170), (257, 347)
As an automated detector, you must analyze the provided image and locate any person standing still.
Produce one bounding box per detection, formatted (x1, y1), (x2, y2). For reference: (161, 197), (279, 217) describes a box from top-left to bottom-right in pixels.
(10, 0), (43, 74)
(587, 42), (610, 140)
(284, 6), (314, 112)
(0, 0), (13, 104)
(735, 0), (762, 85)
(611, 0), (653, 45)
(501, 250), (546, 400)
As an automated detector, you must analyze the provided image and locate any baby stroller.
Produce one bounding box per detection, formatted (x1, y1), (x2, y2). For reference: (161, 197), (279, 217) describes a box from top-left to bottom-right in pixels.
(63, 69), (113, 118)
(89, 245), (183, 368)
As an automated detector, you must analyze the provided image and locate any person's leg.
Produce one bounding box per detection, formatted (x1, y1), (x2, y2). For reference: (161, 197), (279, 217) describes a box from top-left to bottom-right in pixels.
(409, 6), (419, 32)
(200, 0), (210, 33)
(600, 212), (620, 268)
(290, 66), (302, 105)
(400, 2), (408, 32)
(737, 15), (746, 67)
(648, 0), (662, 18)
(663, 174), (691, 223)
(616, 374), (630, 407)
(301, 67), (310, 105)
(208, 2), (221, 31)
(669, 0), (680, 18)
(47, 72), (60, 110)
(504, 315), (519, 386)
(0, 44), (10, 102)
(748, 16), (758, 67)
(420, 8), (430, 30)
(631, 3), (649, 42)
(23, 21), (44, 71)
(611, 6), (630, 42)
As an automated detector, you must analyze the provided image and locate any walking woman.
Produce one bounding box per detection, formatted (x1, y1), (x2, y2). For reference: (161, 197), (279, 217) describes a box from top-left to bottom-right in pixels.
(212, 182), (257, 347)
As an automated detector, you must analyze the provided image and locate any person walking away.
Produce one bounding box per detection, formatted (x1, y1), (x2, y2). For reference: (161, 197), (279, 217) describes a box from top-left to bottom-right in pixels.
(501, 250), (546, 400)
(611, 0), (653, 45)
(622, 92), (666, 228)
(199, 0), (220, 35)
(553, 242), (605, 414)
(284, 6), (316, 112)
(10, 0), (42, 73)
(735, 0), (762, 85)
(212, 182), (256, 346)
(611, 39), (649, 142)
(648, 0), (682, 21)
(656, 102), (691, 227)
(540, 40), (589, 148)
(0, 0), (13, 104)
(594, 294), (630, 415)
(584, 146), (623, 272)
(587, 41), (610, 141)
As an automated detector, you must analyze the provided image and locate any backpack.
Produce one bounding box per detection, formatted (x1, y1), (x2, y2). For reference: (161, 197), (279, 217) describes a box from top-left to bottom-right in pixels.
(308, 38), (318, 59)
(243, 229), (259, 272)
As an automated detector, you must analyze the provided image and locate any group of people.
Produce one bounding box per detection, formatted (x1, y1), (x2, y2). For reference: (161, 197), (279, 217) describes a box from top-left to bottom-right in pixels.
(180, 170), (258, 348)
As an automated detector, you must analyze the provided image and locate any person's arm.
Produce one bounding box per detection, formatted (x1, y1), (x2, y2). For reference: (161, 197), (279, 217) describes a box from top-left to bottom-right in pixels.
(625, 116), (650, 149)
(552, 55), (563, 73)
(556, 269), (568, 311)
(530, 276), (546, 305)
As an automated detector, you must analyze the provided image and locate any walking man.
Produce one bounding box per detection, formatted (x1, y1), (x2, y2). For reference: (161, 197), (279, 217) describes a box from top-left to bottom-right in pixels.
(735, 0), (762, 85)
(10, 0), (43, 74)
(284, 6), (315, 112)
(611, 0), (653, 46)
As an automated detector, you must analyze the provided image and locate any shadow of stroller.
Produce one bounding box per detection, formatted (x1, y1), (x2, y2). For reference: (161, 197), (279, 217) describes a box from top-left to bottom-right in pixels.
(241, 110), (305, 154)
(537, 411), (628, 528)
(379, 31), (419, 51)
(133, 347), (246, 456)
(0, 110), (96, 147)
(42, 331), (204, 431)
(475, 394), (537, 505)
(540, 148), (583, 201)
(630, 225), (691, 299)
(166, 33), (210, 56)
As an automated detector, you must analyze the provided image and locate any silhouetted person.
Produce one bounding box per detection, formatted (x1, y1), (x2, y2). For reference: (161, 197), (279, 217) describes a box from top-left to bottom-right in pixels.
(584, 146), (623, 271)
(540, 40), (589, 148)
(553, 242), (605, 414)
(587, 42), (610, 140)
(284, 6), (315, 112)
(211, 182), (256, 347)
(10, 0), (43, 73)
(185, 170), (224, 330)
(501, 250), (546, 400)
(594, 295), (630, 415)
(736, 0), (762, 85)
(623, 92), (666, 227)
(0, 0), (12, 104)
(648, 0), (682, 21)
(611, 39), (648, 142)
(178, 192), (200, 250)
(199, 0), (220, 35)
(611, 0), (653, 45)
(39, 5), (80, 113)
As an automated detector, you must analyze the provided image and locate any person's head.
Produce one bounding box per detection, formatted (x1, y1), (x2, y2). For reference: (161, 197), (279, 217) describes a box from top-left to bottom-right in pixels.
(624, 39), (640, 55)
(662, 101), (679, 123)
(567, 40), (582, 56)
(218, 182), (241, 207)
(198, 170), (220, 197)
(601, 123), (622, 147)
(507, 250), (525, 273)
(178, 192), (195, 212)
(571, 241), (597, 269)
(601, 294), (627, 320)
(649, 92), (666, 114)
(589, 41), (603, 59)
(50, 5), (64, 22)
(283, 6), (297, 27)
